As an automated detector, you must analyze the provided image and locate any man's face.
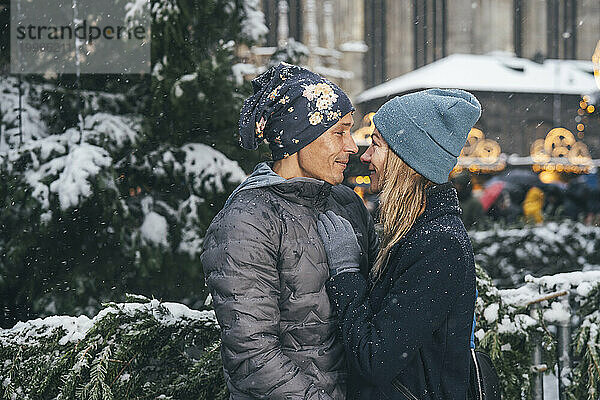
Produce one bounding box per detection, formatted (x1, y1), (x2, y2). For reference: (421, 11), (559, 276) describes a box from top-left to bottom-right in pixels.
(297, 112), (358, 185)
(359, 128), (388, 193)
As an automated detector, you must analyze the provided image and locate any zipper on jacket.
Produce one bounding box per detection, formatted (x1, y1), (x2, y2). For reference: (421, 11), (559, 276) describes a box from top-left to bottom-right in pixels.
(391, 378), (420, 400)
(471, 349), (483, 400)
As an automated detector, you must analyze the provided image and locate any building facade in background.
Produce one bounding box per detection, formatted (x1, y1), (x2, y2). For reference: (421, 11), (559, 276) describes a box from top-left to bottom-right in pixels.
(365, 0), (599, 86)
(252, 0), (599, 166)
(257, 0), (599, 93)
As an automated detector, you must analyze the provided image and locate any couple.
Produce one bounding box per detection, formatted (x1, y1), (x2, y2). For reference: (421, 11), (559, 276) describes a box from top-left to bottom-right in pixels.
(201, 62), (481, 400)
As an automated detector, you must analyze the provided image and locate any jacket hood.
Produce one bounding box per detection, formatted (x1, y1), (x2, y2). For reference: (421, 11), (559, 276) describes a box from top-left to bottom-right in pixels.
(224, 162), (333, 209)
(224, 162), (284, 207)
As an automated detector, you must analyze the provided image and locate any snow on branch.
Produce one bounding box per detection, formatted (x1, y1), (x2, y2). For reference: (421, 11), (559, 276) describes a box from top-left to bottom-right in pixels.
(0, 296), (221, 399)
(0, 76), (47, 149)
(26, 142), (113, 211)
(180, 143), (246, 193)
(241, 0), (268, 43)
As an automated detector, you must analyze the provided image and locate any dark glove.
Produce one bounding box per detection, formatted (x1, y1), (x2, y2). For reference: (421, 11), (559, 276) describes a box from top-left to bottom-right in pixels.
(317, 210), (361, 277)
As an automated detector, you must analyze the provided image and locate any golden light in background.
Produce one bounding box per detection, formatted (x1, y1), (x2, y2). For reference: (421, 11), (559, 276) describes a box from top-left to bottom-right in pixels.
(477, 140), (502, 164)
(539, 171), (560, 184)
(457, 128), (504, 172)
(593, 40), (600, 90)
(450, 166), (464, 175)
(352, 176), (371, 185)
(544, 128), (575, 157)
(587, 105), (595, 113)
(580, 100), (588, 109)
(352, 112), (375, 145)
(530, 127), (591, 171)
(530, 139), (550, 163)
(460, 128), (485, 157)
(577, 109), (585, 116)
(568, 142), (592, 165)
(353, 186), (365, 200)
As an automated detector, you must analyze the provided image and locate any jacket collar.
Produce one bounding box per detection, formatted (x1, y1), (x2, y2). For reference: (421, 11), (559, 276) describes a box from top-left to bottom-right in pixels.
(413, 182), (462, 229)
(270, 175), (332, 211)
(227, 161), (332, 210)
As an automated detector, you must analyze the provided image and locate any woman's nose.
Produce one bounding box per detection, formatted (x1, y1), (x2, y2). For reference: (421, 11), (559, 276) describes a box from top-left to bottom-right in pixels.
(360, 148), (371, 164)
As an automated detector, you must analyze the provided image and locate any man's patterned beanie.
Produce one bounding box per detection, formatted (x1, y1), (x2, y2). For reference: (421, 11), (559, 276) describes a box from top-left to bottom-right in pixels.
(239, 62), (354, 160)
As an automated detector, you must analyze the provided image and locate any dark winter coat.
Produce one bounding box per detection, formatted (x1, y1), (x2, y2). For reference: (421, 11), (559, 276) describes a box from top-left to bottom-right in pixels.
(201, 162), (378, 400)
(326, 183), (476, 400)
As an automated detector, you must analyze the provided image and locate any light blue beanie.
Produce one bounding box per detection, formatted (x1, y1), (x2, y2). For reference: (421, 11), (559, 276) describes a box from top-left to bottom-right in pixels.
(372, 88), (482, 184)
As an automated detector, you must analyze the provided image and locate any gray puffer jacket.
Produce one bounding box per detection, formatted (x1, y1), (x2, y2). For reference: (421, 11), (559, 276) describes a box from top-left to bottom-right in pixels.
(201, 162), (378, 400)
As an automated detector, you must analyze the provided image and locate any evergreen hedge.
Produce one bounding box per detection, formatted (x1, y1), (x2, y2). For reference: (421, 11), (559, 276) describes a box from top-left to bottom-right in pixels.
(2, 267), (599, 400)
(0, 294), (225, 400)
(470, 221), (600, 287)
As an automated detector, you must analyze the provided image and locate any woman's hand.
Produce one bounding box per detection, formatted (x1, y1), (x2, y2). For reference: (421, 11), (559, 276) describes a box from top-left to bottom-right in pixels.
(317, 210), (361, 277)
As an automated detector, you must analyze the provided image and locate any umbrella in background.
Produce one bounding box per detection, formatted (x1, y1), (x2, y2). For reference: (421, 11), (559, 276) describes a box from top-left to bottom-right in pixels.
(480, 181), (505, 212)
(494, 169), (540, 187)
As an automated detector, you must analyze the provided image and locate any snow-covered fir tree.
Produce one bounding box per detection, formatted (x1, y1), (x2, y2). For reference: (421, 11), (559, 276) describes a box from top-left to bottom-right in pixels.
(0, 0), (267, 327)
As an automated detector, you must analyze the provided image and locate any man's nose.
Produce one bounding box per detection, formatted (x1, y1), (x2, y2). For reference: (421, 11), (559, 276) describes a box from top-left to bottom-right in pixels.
(344, 134), (358, 154)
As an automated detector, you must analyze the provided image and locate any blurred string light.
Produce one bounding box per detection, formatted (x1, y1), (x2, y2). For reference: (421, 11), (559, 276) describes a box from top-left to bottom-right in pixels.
(580, 95), (595, 114)
(530, 127), (592, 173)
(454, 128), (505, 173)
(351, 175), (371, 185)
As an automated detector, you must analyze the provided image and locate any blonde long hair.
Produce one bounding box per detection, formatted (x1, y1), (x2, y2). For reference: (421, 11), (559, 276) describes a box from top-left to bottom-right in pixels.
(371, 151), (433, 282)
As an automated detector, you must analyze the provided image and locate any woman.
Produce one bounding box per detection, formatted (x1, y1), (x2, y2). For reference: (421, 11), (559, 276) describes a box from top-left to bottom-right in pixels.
(317, 89), (481, 400)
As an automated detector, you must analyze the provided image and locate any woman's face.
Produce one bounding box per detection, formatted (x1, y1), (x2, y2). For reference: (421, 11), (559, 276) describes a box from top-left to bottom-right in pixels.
(359, 128), (388, 193)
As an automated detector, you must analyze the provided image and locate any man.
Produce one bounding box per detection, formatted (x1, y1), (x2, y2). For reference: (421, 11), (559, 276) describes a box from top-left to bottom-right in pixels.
(201, 63), (378, 399)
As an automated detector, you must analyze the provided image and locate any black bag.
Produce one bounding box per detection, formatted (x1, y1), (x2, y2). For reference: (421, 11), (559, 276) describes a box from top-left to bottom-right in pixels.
(467, 349), (501, 400)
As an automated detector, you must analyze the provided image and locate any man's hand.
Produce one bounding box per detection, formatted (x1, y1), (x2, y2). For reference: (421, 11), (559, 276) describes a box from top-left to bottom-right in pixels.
(317, 210), (361, 277)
